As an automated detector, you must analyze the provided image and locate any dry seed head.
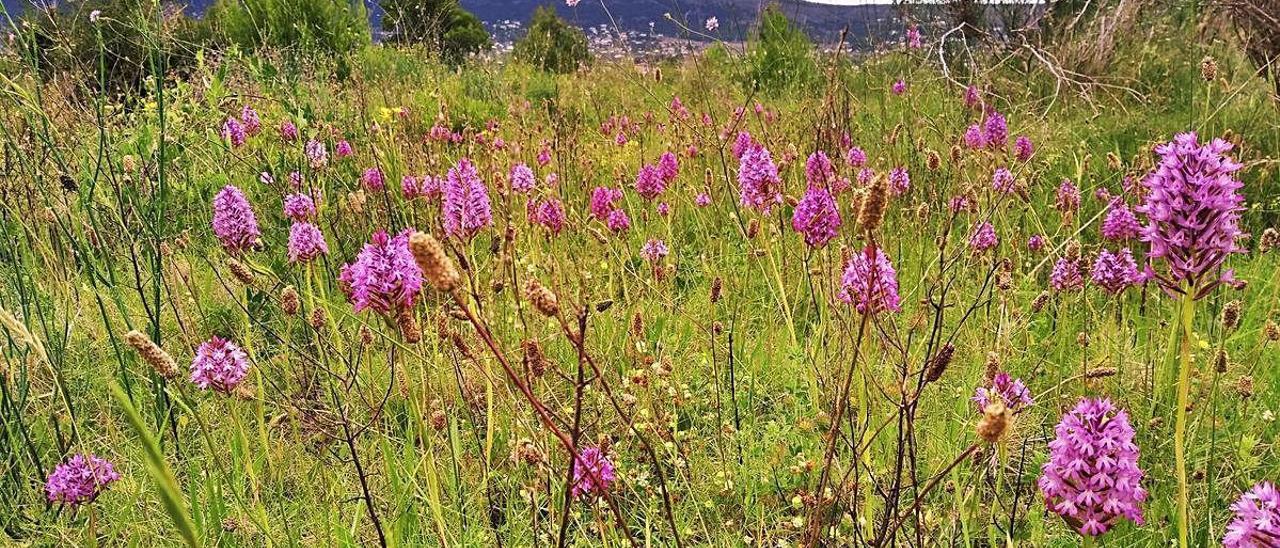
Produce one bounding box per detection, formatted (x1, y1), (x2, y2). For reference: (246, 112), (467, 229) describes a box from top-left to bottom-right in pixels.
(310, 307), (327, 329)
(977, 401), (1009, 443)
(858, 173), (889, 233)
(924, 343), (954, 383)
(409, 231), (460, 293)
(926, 149), (941, 171)
(631, 311), (645, 338)
(983, 352), (1001, 382)
(1265, 320), (1280, 342)
(1259, 228), (1278, 253)
(1221, 300), (1241, 332)
(1030, 291), (1050, 313)
(522, 339), (550, 378)
(227, 258), (255, 285)
(1215, 349), (1229, 374)
(1236, 375), (1253, 398)
(1107, 152), (1123, 171)
(281, 286), (300, 316)
(124, 330), (179, 380)
(1201, 56), (1218, 81)
(360, 325), (375, 345)
(398, 310), (421, 344)
(747, 218), (761, 239)
(524, 280), (559, 317)
(1086, 367), (1118, 379)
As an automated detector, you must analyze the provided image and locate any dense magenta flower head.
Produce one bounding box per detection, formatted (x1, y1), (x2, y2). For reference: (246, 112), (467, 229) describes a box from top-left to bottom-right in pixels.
(1055, 179), (1081, 213)
(905, 24), (922, 49)
(992, 167), (1016, 194)
(283, 192), (316, 221)
(846, 146), (867, 168)
(964, 124), (987, 149)
(288, 222), (329, 263)
(1015, 135), (1035, 162)
(891, 79), (907, 95)
(339, 229), (423, 314)
(695, 192), (712, 207)
(888, 167), (910, 196)
(606, 209), (631, 233)
(571, 446), (616, 499)
(1028, 234), (1046, 252)
(1038, 398), (1146, 537)
(973, 372), (1033, 413)
(45, 454), (119, 506)
(658, 151), (680, 182)
(641, 238), (669, 263)
(984, 111), (1008, 149)
(1051, 258), (1085, 292)
(964, 85), (982, 109)
(969, 221), (998, 252)
(590, 186), (624, 220)
(361, 167), (385, 191)
(634, 164), (667, 200)
(190, 336), (252, 393)
(792, 185), (842, 248)
(1138, 132), (1247, 295)
(738, 144), (783, 213)
(806, 151), (835, 186)
(222, 117), (246, 148)
(533, 198), (566, 235)
(1091, 248), (1142, 294)
(1224, 481), (1280, 547)
(240, 105), (261, 135)
(442, 158), (493, 239)
(335, 140), (353, 158)
(279, 120), (298, 142)
(212, 185), (261, 254)
(510, 163), (536, 194)
(838, 246), (901, 315)
(1101, 200), (1141, 241)
(305, 140), (328, 168)
(732, 131), (754, 159)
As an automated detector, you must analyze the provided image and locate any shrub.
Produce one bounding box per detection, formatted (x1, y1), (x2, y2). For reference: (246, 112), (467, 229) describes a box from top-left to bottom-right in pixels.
(744, 4), (817, 94)
(379, 0), (490, 66)
(513, 6), (590, 74)
(1223, 0), (1279, 96)
(206, 0), (370, 56)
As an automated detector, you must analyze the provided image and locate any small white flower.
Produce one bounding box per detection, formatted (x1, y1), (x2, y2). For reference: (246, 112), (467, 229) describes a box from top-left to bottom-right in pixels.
(89, 10), (101, 23)
(565, 0), (579, 6)
(705, 17), (719, 32)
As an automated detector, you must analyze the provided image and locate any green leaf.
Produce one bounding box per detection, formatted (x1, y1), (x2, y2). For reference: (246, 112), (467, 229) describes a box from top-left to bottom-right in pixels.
(110, 382), (201, 547)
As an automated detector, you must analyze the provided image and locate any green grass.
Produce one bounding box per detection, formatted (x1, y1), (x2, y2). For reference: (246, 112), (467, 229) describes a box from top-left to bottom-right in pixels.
(0, 15), (1278, 547)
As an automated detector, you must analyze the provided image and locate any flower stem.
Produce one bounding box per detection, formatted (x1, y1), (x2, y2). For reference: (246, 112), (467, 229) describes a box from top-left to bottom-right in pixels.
(1174, 289), (1195, 548)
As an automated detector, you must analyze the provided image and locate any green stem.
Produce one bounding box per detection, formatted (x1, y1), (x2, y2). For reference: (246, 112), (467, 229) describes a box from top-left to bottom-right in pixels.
(1174, 289), (1195, 548)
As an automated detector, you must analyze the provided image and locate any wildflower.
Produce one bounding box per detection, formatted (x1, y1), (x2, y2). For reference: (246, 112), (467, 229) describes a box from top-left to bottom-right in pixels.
(1028, 234), (1046, 252)
(641, 238), (669, 263)
(510, 163), (536, 194)
(1101, 201), (1141, 241)
(925, 343), (955, 382)
(984, 111), (1008, 149)
(973, 372), (1033, 413)
(45, 454), (119, 506)
(525, 279), (559, 317)
(1051, 258), (1085, 292)
(1015, 135), (1034, 162)
(442, 158), (493, 239)
(1139, 132), (1247, 295)
(606, 209), (631, 233)
(992, 167), (1016, 194)
(571, 446), (616, 499)
(590, 187), (624, 221)
(361, 167), (385, 191)
(211, 185), (261, 254)
(287, 222), (329, 264)
(705, 16), (719, 32)
(222, 117), (246, 148)
(892, 79), (907, 95)
(964, 85), (982, 109)
(401, 176), (421, 199)
(279, 121), (298, 142)
(533, 198), (566, 235)
(1055, 179), (1081, 213)
(888, 166), (910, 196)
(792, 184), (842, 248)
(283, 192), (316, 221)
(968, 221), (998, 252)
(845, 146), (867, 168)
(906, 24), (922, 49)
(281, 286), (300, 315)
(1038, 398), (1147, 537)
(838, 246), (901, 314)
(695, 192), (712, 207)
(419, 175), (443, 201)
(1091, 248), (1142, 294)
(305, 140), (328, 169)
(738, 144), (783, 214)
(658, 151), (679, 182)
(339, 230), (423, 314)
(635, 164), (667, 200)
(1201, 56), (1219, 82)
(732, 131), (754, 159)
(964, 124), (987, 149)
(858, 174), (889, 232)
(190, 336), (252, 393)
(657, 202), (670, 216)
(1224, 481), (1280, 547)
(335, 140), (353, 157)
(408, 231), (459, 293)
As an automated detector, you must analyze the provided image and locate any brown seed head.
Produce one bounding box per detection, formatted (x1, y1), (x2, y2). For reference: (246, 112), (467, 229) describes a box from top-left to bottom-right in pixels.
(125, 330), (179, 380)
(925, 343), (955, 383)
(409, 231), (460, 293)
(1201, 56), (1218, 82)
(977, 401), (1009, 443)
(1221, 300), (1241, 332)
(398, 310), (421, 344)
(281, 286), (300, 316)
(310, 307), (327, 330)
(227, 258), (255, 285)
(524, 280), (559, 317)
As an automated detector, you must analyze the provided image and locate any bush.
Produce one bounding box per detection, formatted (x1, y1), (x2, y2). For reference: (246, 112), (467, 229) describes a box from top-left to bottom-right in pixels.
(1224, 0), (1279, 96)
(206, 0), (370, 56)
(379, 0), (490, 66)
(17, 0), (208, 95)
(744, 4), (817, 94)
(513, 6), (590, 74)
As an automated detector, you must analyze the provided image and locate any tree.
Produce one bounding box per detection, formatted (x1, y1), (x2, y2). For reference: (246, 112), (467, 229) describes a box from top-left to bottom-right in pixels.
(206, 0), (371, 55)
(745, 4), (817, 94)
(379, 0), (490, 66)
(513, 6), (590, 74)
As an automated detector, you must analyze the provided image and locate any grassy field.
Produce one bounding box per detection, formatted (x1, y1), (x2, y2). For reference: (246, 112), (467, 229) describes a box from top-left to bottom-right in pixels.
(1, 11), (1279, 547)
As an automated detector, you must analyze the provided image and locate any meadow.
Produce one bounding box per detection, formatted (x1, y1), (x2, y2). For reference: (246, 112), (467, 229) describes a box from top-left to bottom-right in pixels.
(1, 3), (1279, 547)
